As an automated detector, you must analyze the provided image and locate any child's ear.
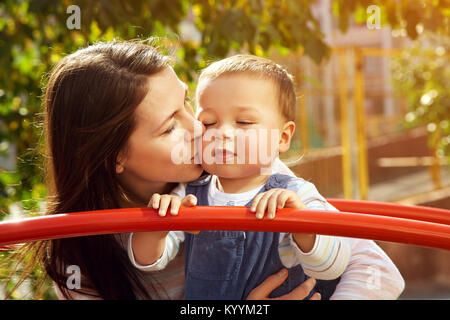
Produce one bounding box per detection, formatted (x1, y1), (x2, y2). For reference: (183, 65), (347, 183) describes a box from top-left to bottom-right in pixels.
(279, 121), (295, 153)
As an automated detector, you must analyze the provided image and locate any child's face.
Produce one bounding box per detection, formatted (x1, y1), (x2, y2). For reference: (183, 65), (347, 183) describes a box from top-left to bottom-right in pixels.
(196, 73), (292, 179)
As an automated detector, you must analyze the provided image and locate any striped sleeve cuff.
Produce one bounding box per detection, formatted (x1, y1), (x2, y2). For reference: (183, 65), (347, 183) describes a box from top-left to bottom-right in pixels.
(292, 234), (351, 280)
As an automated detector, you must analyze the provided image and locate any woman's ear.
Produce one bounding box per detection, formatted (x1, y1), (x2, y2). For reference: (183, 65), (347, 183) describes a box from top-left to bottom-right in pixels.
(279, 121), (295, 153)
(116, 152), (126, 174)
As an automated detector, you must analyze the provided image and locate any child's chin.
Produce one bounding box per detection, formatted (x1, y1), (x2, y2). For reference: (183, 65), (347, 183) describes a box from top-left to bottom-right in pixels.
(202, 163), (260, 179)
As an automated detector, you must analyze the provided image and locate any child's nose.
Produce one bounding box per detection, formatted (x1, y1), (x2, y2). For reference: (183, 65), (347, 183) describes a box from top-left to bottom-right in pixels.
(217, 124), (234, 141)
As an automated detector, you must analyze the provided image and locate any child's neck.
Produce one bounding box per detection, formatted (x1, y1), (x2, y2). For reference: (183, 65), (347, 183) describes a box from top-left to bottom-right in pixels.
(216, 174), (270, 194)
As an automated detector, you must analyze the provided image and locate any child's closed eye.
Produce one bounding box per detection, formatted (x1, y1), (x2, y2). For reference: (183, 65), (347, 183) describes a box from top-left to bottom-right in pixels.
(237, 121), (255, 125)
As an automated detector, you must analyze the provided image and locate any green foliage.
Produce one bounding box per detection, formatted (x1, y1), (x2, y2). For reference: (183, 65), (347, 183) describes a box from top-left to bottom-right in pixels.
(392, 33), (450, 160)
(333, 0), (449, 38)
(1, 248), (55, 300)
(0, 0), (331, 221)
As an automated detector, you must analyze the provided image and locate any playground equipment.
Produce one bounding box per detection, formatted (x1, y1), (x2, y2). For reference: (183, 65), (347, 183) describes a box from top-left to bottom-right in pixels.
(0, 199), (449, 252)
(294, 47), (448, 201)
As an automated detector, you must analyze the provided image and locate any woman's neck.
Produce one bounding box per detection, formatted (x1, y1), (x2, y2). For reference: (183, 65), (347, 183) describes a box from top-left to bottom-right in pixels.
(217, 174), (270, 194)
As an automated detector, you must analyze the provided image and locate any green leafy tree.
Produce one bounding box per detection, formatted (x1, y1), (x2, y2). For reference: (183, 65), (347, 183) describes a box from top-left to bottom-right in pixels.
(392, 33), (450, 160)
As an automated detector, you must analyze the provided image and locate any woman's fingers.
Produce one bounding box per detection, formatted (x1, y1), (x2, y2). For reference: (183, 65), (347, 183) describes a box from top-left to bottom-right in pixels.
(247, 270), (318, 300)
(309, 292), (321, 300)
(246, 269), (289, 300)
(272, 277), (317, 300)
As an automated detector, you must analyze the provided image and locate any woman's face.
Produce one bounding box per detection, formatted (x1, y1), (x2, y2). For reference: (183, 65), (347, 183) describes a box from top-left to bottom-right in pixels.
(116, 67), (204, 203)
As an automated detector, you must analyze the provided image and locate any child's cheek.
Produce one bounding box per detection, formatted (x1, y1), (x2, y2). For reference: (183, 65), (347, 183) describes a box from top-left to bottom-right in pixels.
(250, 130), (278, 165)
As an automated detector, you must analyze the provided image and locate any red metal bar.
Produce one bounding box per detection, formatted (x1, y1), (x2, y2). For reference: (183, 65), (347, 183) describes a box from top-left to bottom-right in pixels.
(0, 206), (449, 251)
(328, 199), (450, 225)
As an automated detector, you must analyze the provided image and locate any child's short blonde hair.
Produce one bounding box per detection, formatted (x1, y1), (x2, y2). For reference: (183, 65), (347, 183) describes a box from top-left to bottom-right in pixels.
(198, 55), (297, 122)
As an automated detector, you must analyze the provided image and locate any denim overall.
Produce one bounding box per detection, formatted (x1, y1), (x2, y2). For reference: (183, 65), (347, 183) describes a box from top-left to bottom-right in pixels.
(184, 173), (340, 300)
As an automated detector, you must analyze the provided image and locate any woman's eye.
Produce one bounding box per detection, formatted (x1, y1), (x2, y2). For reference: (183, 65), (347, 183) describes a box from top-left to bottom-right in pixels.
(203, 122), (216, 127)
(237, 121), (254, 125)
(164, 123), (176, 134)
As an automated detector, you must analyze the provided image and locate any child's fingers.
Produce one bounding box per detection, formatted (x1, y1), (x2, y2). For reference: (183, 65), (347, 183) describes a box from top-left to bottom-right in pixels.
(266, 189), (283, 219)
(285, 192), (307, 209)
(254, 190), (275, 219)
(169, 196), (182, 215)
(184, 230), (200, 235)
(276, 190), (306, 209)
(276, 191), (290, 209)
(149, 193), (161, 209)
(250, 193), (264, 213)
(181, 194), (197, 207)
(158, 194), (172, 216)
(147, 193), (161, 209)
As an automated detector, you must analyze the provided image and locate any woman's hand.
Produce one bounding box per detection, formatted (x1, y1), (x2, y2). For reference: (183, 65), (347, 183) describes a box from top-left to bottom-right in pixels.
(250, 188), (307, 219)
(246, 269), (321, 300)
(149, 193), (197, 216)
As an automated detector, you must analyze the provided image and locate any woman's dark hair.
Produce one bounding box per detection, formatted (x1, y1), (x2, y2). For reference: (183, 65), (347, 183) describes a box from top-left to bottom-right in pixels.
(5, 40), (170, 299)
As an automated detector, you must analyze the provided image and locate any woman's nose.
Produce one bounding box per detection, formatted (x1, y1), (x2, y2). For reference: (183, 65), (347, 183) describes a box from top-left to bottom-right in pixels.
(192, 119), (205, 141)
(183, 115), (204, 142)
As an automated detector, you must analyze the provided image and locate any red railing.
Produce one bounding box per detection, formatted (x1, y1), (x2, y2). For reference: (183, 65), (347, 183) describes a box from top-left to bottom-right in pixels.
(328, 199), (450, 225)
(0, 200), (449, 251)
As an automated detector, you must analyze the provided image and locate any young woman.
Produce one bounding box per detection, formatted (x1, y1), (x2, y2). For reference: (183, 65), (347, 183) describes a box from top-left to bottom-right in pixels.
(6, 40), (404, 300)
